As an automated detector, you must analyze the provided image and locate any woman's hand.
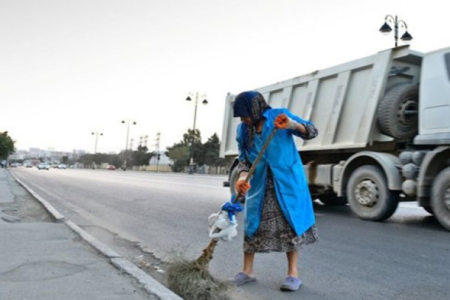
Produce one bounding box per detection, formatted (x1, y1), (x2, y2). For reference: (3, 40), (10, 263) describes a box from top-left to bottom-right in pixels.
(274, 113), (306, 134)
(275, 114), (293, 129)
(235, 179), (251, 194)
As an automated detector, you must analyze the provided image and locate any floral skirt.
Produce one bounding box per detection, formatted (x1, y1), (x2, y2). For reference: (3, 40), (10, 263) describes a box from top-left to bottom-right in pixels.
(244, 169), (319, 253)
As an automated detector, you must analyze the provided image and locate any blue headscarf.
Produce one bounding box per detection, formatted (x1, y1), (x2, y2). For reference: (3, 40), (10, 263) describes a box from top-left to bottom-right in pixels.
(233, 91), (271, 148)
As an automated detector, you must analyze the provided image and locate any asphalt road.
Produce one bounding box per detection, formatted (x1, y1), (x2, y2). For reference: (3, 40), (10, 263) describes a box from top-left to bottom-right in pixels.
(10, 167), (450, 300)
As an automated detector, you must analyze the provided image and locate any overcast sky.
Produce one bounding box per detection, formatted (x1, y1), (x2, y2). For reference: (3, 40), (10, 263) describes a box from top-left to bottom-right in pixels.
(1, 0), (448, 154)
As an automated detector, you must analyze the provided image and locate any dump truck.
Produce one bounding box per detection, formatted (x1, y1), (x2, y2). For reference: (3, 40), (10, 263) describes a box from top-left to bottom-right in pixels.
(220, 45), (450, 231)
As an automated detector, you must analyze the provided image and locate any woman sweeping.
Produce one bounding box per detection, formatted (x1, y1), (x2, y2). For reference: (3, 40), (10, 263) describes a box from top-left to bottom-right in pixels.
(231, 90), (319, 292)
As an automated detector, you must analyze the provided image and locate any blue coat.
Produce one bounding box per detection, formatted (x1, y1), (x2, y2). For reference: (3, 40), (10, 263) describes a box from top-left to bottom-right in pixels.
(236, 108), (316, 238)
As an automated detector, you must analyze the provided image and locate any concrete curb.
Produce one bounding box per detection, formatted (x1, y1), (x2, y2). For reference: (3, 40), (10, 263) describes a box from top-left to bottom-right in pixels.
(9, 171), (183, 300)
(11, 174), (65, 222)
(111, 258), (182, 300)
(65, 220), (121, 258)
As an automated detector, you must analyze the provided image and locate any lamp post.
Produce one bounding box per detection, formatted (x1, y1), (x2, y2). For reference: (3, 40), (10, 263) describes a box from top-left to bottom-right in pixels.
(186, 92), (208, 173)
(379, 15), (413, 47)
(121, 119), (137, 170)
(91, 131), (103, 154)
(153, 132), (161, 172)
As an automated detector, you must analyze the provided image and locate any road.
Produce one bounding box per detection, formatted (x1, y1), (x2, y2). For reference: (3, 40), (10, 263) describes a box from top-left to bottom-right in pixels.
(10, 167), (450, 300)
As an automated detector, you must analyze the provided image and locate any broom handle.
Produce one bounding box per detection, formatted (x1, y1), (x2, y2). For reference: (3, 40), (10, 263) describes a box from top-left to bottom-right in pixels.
(198, 128), (277, 264)
(234, 127), (277, 203)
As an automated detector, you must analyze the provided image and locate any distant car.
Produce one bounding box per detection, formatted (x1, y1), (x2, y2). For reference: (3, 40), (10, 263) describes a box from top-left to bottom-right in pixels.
(106, 165), (116, 170)
(58, 164), (67, 169)
(37, 163), (50, 170)
(24, 162), (33, 168)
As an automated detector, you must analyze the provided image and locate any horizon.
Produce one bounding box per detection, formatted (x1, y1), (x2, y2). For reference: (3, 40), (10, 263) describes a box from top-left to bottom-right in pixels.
(2, 0), (449, 153)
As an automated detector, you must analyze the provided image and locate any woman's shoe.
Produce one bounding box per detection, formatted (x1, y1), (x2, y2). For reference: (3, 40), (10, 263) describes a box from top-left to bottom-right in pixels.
(280, 276), (301, 291)
(230, 272), (256, 286)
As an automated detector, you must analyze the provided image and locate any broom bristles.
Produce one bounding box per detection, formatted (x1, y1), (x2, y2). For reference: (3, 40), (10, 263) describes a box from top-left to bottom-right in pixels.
(167, 260), (231, 300)
(166, 239), (231, 300)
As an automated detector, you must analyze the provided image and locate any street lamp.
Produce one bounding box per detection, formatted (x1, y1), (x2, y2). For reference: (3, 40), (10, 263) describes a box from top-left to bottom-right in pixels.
(91, 131), (103, 154)
(379, 15), (413, 47)
(186, 92), (208, 172)
(155, 132), (161, 172)
(121, 119), (137, 170)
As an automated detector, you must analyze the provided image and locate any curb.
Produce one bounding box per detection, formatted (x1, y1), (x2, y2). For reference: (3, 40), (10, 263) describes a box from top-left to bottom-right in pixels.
(12, 175), (65, 222)
(9, 171), (183, 300)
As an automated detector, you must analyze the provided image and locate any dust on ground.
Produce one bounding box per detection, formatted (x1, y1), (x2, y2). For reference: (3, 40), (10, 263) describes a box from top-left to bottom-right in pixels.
(80, 225), (171, 285)
(0, 174), (54, 223)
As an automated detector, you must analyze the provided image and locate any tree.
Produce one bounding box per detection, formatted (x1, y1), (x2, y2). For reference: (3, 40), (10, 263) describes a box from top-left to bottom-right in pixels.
(182, 129), (201, 144)
(78, 154), (94, 166)
(202, 133), (227, 167)
(0, 131), (15, 159)
(166, 130), (227, 172)
(132, 145), (153, 166)
(183, 129), (204, 166)
(165, 129), (200, 172)
(78, 153), (123, 168)
(108, 155), (122, 167)
(166, 144), (190, 172)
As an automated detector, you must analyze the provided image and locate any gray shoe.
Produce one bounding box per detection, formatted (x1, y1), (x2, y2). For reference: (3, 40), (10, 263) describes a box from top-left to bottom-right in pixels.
(280, 277), (301, 291)
(230, 272), (256, 286)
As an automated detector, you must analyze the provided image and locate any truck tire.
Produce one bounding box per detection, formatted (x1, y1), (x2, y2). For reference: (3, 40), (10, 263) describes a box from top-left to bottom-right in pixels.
(347, 165), (399, 221)
(377, 83), (419, 139)
(431, 167), (450, 231)
(319, 195), (347, 206)
(423, 206), (434, 215)
(228, 166), (239, 196)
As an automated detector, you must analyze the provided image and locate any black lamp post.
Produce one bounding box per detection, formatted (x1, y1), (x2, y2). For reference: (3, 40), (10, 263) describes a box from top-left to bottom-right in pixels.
(91, 131), (103, 154)
(121, 120), (137, 170)
(186, 92), (208, 173)
(379, 15), (413, 47)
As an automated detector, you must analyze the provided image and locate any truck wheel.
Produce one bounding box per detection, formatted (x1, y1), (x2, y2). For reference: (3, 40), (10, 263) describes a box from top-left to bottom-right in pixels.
(347, 165), (399, 221)
(319, 195), (347, 206)
(377, 83), (419, 139)
(228, 166), (239, 196)
(431, 167), (450, 231)
(423, 206), (434, 215)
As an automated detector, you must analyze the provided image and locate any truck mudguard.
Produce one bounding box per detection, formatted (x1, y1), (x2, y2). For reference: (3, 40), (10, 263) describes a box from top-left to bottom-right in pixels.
(339, 151), (402, 196)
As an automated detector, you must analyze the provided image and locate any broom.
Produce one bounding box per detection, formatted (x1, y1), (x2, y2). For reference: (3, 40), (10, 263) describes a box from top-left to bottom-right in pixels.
(167, 128), (277, 300)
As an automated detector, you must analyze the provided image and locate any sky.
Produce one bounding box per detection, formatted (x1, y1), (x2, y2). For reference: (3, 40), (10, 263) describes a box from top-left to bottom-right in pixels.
(1, 0), (449, 154)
